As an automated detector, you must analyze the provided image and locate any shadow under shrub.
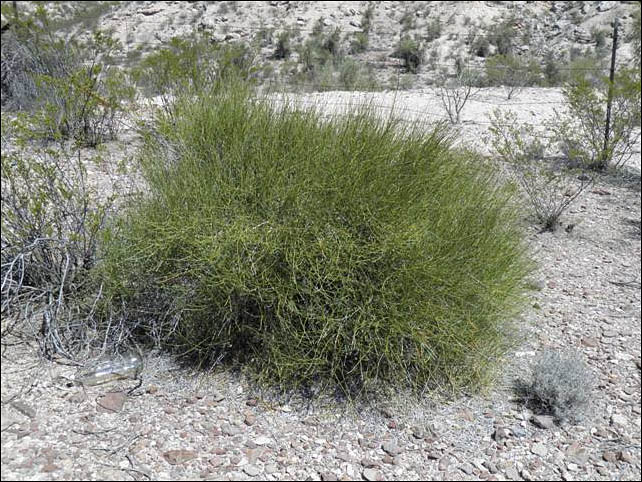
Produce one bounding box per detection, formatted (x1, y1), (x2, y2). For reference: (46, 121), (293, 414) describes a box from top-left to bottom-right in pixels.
(100, 83), (531, 397)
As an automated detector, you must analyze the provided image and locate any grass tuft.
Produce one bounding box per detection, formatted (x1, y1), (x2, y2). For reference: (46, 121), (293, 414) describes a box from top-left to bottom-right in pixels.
(100, 81), (532, 398)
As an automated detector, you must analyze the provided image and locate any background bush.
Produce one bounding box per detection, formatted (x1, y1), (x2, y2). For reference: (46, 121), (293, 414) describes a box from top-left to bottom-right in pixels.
(1, 7), (133, 146)
(487, 108), (594, 231)
(99, 82), (531, 396)
(1, 134), (115, 355)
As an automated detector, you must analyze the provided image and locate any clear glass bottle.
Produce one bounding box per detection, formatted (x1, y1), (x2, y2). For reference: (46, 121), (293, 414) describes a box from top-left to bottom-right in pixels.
(76, 352), (143, 387)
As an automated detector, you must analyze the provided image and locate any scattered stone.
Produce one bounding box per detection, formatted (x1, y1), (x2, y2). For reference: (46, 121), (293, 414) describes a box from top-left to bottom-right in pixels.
(360, 458), (379, 468)
(460, 463), (474, 475)
(438, 456), (450, 471)
(484, 461), (498, 474)
(602, 451), (617, 463)
(163, 449), (197, 465)
(265, 463), (278, 474)
(362, 468), (382, 481)
(1, 408), (19, 431)
(411, 426), (424, 439)
(596, 466), (609, 476)
(41, 463), (60, 473)
(565, 443), (589, 466)
(387, 420), (397, 429)
(493, 427), (510, 442)
(246, 398), (258, 407)
(221, 423), (242, 437)
(382, 455), (394, 464)
(521, 468), (533, 480)
(210, 391), (225, 402)
(531, 443), (548, 457)
(336, 453), (354, 463)
(382, 441), (402, 456)
(11, 401), (36, 419)
(96, 392), (126, 412)
(505, 466), (520, 480)
(243, 465), (261, 477)
(254, 436), (272, 446)
(511, 426), (527, 438)
(320, 471), (338, 481)
(610, 413), (627, 427)
(244, 414), (257, 426)
(618, 451), (633, 464)
(580, 337), (599, 348)
(531, 415), (555, 430)
(426, 451), (441, 460)
(68, 392), (86, 404)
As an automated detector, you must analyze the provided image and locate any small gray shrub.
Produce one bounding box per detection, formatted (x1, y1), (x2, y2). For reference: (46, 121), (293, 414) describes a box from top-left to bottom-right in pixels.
(517, 349), (594, 424)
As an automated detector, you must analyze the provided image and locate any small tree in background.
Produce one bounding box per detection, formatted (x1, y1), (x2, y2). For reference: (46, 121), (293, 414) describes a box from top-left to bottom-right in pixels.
(487, 109), (594, 231)
(562, 68), (640, 170)
(629, 3), (641, 68)
(485, 54), (542, 99)
(1, 6), (133, 146)
(273, 30), (292, 60)
(394, 35), (424, 73)
(436, 64), (480, 124)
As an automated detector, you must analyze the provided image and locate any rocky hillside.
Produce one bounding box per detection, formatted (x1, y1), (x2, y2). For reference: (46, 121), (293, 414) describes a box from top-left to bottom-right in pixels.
(2, 1), (640, 90)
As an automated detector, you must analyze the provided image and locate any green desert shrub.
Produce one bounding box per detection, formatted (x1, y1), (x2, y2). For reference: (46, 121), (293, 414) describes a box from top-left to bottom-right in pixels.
(100, 82), (531, 397)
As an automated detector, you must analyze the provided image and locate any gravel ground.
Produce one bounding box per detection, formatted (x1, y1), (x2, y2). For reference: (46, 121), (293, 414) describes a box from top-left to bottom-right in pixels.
(2, 88), (641, 481)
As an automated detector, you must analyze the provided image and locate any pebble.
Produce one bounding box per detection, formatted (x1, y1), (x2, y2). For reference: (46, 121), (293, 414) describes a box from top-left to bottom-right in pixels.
(221, 424), (242, 437)
(381, 441), (402, 456)
(360, 458), (379, 468)
(505, 466), (519, 480)
(162, 450), (197, 465)
(521, 468), (533, 480)
(11, 401), (37, 419)
(96, 392), (127, 413)
(531, 415), (555, 429)
(493, 427), (510, 442)
(618, 451), (633, 463)
(602, 451), (617, 463)
(254, 435), (272, 446)
(320, 471), (338, 481)
(210, 391), (225, 402)
(531, 443), (548, 457)
(438, 456), (450, 471)
(243, 465), (261, 477)
(565, 443), (589, 466)
(362, 468), (382, 481)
